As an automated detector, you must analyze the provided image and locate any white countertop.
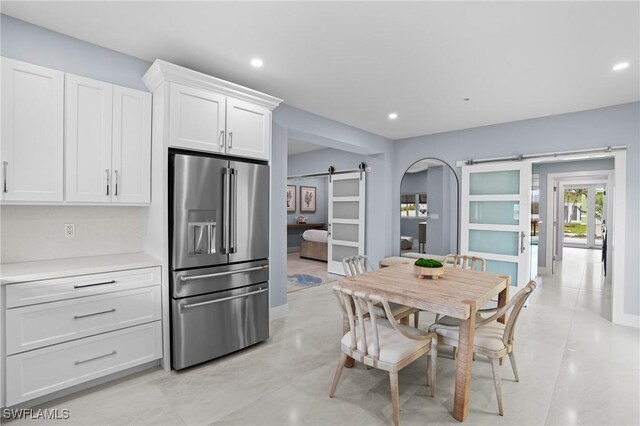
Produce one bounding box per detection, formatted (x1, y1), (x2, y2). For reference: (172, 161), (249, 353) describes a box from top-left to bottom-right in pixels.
(0, 252), (162, 285)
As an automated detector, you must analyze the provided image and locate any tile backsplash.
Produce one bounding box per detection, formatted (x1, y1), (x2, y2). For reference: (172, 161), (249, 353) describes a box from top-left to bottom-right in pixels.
(0, 206), (146, 264)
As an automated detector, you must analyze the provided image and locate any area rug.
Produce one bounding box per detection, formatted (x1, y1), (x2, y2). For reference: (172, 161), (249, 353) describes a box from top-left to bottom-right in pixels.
(287, 273), (323, 293)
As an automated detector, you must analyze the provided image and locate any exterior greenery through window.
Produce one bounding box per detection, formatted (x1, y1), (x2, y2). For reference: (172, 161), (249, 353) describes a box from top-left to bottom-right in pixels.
(401, 193), (427, 217)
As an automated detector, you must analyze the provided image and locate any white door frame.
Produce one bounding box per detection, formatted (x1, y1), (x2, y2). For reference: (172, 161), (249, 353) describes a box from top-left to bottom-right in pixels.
(543, 170), (613, 274)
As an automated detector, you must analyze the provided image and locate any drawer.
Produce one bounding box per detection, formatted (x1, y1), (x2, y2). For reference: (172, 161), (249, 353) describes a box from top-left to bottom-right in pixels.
(6, 286), (162, 355)
(6, 321), (162, 406)
(5, 267), (161, 308)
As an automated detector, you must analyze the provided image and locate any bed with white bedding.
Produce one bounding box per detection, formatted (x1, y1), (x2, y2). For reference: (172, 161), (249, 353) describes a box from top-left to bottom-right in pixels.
(300, 229), (328, 261)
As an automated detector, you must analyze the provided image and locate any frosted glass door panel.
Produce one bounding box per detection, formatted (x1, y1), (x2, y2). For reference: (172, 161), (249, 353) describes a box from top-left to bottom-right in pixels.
(470, 171), (519, 195)
(486, 260), (518, 286)
(333, 202), (359, 220)
(333, 223), (359, 242)
(470, 201), (520, 225)
(332, 179), (360, 197)
(331, 245), (359, 262)
(469, 230), (519, 256)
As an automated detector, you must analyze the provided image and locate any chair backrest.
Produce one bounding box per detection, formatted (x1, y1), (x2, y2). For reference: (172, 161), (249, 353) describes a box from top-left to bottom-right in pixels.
(443, 254), (486, 271)
(477, 281), (537, 346)
(342, 255), (368, 277)
(332, 284), (429, 361)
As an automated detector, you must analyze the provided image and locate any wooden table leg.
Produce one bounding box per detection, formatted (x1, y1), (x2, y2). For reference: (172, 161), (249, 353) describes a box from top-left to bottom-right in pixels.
(453, 302), (477, 422)
(497, 275), (510, 325)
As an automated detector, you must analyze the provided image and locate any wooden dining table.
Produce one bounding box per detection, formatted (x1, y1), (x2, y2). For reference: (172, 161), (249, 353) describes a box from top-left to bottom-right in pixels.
(338, 258), (509, 422)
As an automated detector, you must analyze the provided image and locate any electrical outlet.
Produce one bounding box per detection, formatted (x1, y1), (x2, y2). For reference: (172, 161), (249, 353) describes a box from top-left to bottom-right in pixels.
(64, 223), (75, 238)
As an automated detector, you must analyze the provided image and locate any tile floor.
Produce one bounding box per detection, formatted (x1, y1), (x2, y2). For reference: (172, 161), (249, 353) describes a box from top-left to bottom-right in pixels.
(7, 248), (639, 425)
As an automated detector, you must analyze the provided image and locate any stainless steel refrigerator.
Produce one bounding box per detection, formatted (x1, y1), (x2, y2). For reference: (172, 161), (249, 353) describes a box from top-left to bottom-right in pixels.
(169, 151), (270, 370)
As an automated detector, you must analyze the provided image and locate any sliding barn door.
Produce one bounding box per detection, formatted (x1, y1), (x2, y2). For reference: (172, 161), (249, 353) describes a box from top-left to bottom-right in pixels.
(461, 162), (531, 290)
(327, 172), (366, 275)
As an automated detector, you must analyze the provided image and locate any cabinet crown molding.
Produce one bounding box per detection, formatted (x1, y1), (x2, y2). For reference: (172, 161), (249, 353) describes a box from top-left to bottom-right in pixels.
(142, 59), (283, 110)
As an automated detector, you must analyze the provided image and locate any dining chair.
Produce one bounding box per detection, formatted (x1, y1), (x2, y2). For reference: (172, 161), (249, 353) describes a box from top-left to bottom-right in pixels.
(443, 254), (487, 271)
(428, 281), (537, 416)
(342, 256), (421, 327)
(330, 284), (438, 426)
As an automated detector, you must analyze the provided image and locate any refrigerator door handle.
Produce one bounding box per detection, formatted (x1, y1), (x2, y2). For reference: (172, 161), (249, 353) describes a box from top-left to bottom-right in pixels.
(222, 168), (231, 254)
(230, 168), (238, 254)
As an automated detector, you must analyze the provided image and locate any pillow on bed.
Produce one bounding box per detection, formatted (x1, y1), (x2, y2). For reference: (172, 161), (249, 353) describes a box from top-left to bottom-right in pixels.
(302, 229), (328, 243)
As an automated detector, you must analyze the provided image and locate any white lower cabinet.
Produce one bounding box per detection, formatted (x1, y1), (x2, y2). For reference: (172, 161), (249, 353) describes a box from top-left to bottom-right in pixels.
(3, 265), (162, 406)
(6, 322), (162, 406)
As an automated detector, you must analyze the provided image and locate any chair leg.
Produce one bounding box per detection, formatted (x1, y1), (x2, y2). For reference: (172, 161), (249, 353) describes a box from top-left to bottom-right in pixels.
(389, 371), (400, 426)
(413, 311), (420, 328)
(452, 346), (457, 360)
(329, 353), (348, 398)
(490, 358), (505, 416)
(508, 351), (520, 382)
(428, 342), (437, 396)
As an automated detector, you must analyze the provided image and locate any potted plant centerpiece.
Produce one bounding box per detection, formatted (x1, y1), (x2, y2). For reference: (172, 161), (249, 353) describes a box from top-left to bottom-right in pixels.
(414, 258), (445, 280)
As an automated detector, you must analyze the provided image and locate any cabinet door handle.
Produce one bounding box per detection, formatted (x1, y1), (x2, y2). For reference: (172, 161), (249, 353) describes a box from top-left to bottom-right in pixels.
(228, 132), (233, 149)
(105, 169), (110, 196)
(2, 161), (7, 193)
(114, 170), (119, 196)
(75, 350), (117, 365)
(219, 130), (225, 148)
(74, 308), (116, 319)
(74, 279), (116, 289)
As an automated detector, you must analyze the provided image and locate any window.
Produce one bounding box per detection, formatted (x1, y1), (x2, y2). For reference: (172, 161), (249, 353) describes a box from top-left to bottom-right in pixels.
(401, 193), (427, 217)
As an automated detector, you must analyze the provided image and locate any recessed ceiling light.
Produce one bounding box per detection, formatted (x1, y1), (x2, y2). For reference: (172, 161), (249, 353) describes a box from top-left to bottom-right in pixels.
(250, 58), (263, 68)
(463, 98), (470, 101)
(388, 113), (398, 120)
(612, 62), (629, 71)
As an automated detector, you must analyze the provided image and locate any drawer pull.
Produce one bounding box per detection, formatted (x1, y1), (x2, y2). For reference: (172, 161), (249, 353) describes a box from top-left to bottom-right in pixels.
(182, 288), (268, 310)
(74, 308), (116, 319)
(74, 350), (117, 365)
(74, 280), (116, 289)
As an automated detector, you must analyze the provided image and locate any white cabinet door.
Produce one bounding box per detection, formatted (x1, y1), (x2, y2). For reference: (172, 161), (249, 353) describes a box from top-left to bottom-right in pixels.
(112, 86), (151, 204)
(1, 58), (64, 202)
(226, 98), (270, 160)
(169, 83), (226, 153)
(65, 74), (113, 203)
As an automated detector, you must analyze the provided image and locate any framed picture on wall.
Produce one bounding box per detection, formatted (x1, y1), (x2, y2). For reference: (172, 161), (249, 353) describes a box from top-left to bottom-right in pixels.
(300, 186), (316, 213)
(286, 185), (296, 212)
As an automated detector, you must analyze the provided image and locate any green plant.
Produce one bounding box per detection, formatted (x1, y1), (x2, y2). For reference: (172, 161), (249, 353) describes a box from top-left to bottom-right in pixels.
(414, 258), (443, 268)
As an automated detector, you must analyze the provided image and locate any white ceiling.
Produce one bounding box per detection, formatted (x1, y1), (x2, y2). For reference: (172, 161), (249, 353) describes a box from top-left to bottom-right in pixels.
(3, 1), (638, 140)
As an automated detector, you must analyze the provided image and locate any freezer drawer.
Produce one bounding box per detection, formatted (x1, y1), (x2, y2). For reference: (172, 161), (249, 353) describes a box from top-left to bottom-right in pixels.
(171, 260), (268, 299)
(171, 283), (269, 370)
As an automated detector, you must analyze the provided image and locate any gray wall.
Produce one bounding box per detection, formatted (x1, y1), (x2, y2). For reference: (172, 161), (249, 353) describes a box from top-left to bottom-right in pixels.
(534, 158), (615, 268)
(271, 105), (395, 309)
(394, 102), (640, 316)
(0, 14), (150, 90)
(285, 175), (328, 250)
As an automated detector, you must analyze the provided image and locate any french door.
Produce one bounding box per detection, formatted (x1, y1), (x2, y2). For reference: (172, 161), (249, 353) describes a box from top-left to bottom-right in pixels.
(461, 162), (532, 290)
(327, 172), (366, 275)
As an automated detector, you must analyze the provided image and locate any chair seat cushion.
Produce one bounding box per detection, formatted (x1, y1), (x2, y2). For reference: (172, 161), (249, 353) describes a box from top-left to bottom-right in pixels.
(431, 317), (506, 352)
(341, 319), (430, 364)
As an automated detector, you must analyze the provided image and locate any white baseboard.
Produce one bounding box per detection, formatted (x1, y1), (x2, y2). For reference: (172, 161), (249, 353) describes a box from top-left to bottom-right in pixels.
(270, 303), (289, 320)
(613, 312), (640, 328)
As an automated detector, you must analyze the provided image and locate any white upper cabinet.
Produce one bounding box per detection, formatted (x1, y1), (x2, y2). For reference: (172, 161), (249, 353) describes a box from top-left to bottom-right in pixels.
(65, 74), (151, 204)
(143, 60), (282, 161)
(1, 58), (64, 202)
(112, 86), (152, 204)
(65, 74), (113, 203)
(226, 98), (271, 160)
(169, 83), (226, 154)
